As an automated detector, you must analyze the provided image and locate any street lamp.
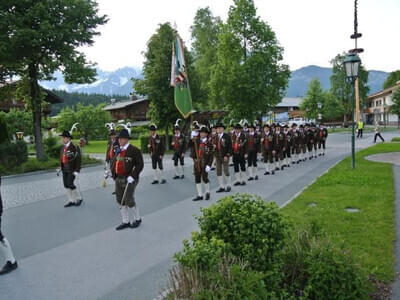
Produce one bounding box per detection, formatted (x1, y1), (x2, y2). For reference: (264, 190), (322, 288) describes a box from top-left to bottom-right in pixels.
(317, 102), (322, 123)
(343, 53), (361, 169)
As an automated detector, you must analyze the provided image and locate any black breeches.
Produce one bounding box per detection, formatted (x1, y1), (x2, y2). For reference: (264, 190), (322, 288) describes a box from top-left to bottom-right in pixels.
(263, 150), (274, 164)
(307, 143), (313, 152)
(194, 165), (209, 184)
(62, 171), (76, 190)
(0, 216), (3, 242)
(247, 150), (257, 167)
(285, 147), (291, 158)
(173, 152), (184, 166)
(275, 149), (284, 161)
(233, 154), (246, 173)
(151, 155), (163, 170)
(318, 140), (326, 149)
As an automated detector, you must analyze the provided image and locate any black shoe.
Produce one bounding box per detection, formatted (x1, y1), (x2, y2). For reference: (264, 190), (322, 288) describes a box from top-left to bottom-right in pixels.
(233, 182), (241, 186)
(75, 199), (83, 207)
(314, 155), (317, 158)
(309, 157), (313, 160)
(292, 161), (296, 164)
(173, 175), (180, 180)
(211, 167), (215, 171)
(192, 195), (203, 201)
(255, 175), (258, 180)
(116, 223), (131, 231)
(281, 166), (284, 170)
(0, 261), (18, 275)
(322, 153), (325, 156)
(275, 167), (279, 171)
(151, 180), (159, 184)
(303, 158), (306, 161)
(205, 192), (210, 200)
(287, 164), (291, 168)
(226, 186), (231, 192)
(271, 171), (275, 175)
(216, 187), (225, 193)
(160, 179), (166, 184)
(318, 154), (322, 156)
(131, 219), (142, 228)
(248, 177), (254, 181)
(241, 181), (246, 186)
(180, 175), (185, 179)
(112, 191), (116, 195)
(64, 202), (75, 208)
(264, 171), (270, 175)
(297, 161), (300, 164)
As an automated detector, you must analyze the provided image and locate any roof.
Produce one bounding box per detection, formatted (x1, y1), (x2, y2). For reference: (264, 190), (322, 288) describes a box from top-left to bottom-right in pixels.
(103, 97), (148, 111)
(275, 97), (303, 108)
(0, 80), (63, 104)
(367, 82), (400, 101)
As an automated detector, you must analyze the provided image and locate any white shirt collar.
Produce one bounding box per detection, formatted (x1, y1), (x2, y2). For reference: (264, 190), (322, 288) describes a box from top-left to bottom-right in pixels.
(65, 141), (71, 148)
(121, 143), (130, 150)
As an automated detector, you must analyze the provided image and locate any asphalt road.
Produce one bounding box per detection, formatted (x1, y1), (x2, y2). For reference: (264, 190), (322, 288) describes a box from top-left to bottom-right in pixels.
(0, 132), (398, 300)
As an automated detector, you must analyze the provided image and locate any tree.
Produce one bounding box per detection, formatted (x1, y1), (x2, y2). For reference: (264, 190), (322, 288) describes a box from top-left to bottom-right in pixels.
(209, 0), (290, 120)
(57, 103), (111, 143)
(330, 53), (369, 124)
(322, 91), (345, 121)
(390, 88), (400, 128)
(0, 109), (33, 139)
(383, 70), (400, 90)
(191, 7), (222, 109)
(0, 1), (107, 160)
(135, 23), (187, 140)
(300, 79), (324, 120)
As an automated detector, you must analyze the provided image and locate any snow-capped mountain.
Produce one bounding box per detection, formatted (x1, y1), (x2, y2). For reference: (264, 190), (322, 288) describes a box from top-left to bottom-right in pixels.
(40, 66), (142, 95)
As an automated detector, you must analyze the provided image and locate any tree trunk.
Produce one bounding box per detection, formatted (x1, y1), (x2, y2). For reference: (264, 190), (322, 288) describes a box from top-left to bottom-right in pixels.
(165, 122), (170, 151)
(29, 64), (45, 160)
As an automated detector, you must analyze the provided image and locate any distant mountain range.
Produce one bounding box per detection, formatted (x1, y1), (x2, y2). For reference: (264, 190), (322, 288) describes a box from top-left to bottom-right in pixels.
(40, 65), (389, 98)
(40, 66), (142, 96)
(286, 65), (389, 97)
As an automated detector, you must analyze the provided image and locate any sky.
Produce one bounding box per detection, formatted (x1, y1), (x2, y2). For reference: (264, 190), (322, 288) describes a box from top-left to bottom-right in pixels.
(81, 0), (400, 73)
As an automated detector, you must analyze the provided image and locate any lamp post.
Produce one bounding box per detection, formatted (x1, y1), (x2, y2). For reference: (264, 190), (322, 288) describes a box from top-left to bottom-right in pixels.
(343, 53), (361, 169)
(317, 102), (322, 123)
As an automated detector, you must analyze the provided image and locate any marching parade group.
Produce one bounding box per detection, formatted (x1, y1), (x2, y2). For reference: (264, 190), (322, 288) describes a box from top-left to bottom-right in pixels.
(0, 119), (329, 275)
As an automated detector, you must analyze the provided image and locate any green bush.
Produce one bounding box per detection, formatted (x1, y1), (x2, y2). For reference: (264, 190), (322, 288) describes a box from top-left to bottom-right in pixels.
(22, 157), (59, 173)
(43, 136), (61, 159)
(0, 116), (9, 143)
(196, 194), (289, 272)
(0, 141), (28, 169)
(282, 227), (369, 299)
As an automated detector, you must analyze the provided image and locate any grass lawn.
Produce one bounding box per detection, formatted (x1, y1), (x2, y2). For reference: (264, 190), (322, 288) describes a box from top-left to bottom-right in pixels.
(282, 142), (400, 282)
(73, 139), (141, 154)
(392, 137), (400, 142)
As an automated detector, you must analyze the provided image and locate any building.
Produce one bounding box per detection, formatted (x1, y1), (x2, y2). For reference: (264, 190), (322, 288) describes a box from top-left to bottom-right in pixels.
(103, 96), (149, 125)
(0, 81), (63, 115)
(263, 97), (304, 123)
(364, 81), (400, 125)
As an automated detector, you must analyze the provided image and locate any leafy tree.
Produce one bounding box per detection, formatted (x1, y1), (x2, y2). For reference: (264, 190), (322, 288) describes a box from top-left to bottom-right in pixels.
(390, 88), (400, 128)
(209, 0), (290, 120)
(0, 109), (33, 139)
(300, 79), (324, 120)
(322, 91), (345, 121)
(383, 70), (400, 90)
(57, 103), (111, 143)
(330, 53), (369, 123)
(191, 7), (222, 109)
(135, 23), (193, 139)
(51, 90), (126, 116)
(0, 0), (107, 160)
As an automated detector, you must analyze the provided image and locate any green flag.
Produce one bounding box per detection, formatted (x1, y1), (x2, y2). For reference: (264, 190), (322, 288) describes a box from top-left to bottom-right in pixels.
(171, 35), (193, 119)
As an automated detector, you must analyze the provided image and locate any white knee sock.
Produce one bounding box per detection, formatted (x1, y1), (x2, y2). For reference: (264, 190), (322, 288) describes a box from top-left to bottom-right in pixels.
(235, 172), (241, 183)
(129, 206), (140, 223)
(253, 166), (257, 177)
(217, 176), (224, 189)
(205, 183), (210, 193)
(0, 238), (16, 264)
(159, 169), (164, 180)
(72, 188), (82, 202)
(226, 175), (231, 187)
(120, 206), (129, 224)
(174, 166), (180, 176)
(196, 183), (203, 197)
(180, 165), (184, 176)
(248, 167), (253, 178)
(241, 171), (246, 182)
(153, 169), (159, 181)
(66, 188), (74, 203)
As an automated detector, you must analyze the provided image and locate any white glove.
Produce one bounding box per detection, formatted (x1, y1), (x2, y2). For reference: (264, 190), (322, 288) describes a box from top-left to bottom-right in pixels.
(127, 176), (134, 184)
(191, 131), (198, 138)
(205, 165), (211, 173)
(73, 171), (79, 177)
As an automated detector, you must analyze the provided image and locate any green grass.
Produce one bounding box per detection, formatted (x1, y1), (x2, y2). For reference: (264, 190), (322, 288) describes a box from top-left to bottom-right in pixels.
(328, 126), (399, 134)
(392, 137), (400, 142)
(73, 139), (140, 154)
(2, 155), (100, 176)
(282, 142), (400, 282)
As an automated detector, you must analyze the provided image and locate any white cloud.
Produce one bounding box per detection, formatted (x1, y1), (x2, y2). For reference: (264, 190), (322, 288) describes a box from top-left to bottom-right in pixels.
(81, 0), (400, 72)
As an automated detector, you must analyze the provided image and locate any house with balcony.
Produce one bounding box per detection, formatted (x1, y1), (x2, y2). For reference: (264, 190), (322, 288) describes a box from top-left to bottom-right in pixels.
(364, 81), (400, 125)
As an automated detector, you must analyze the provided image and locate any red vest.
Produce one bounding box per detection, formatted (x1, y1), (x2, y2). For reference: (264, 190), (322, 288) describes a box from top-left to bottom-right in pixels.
(62, 146), (69, 165)
(115, 149), (127, 175)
